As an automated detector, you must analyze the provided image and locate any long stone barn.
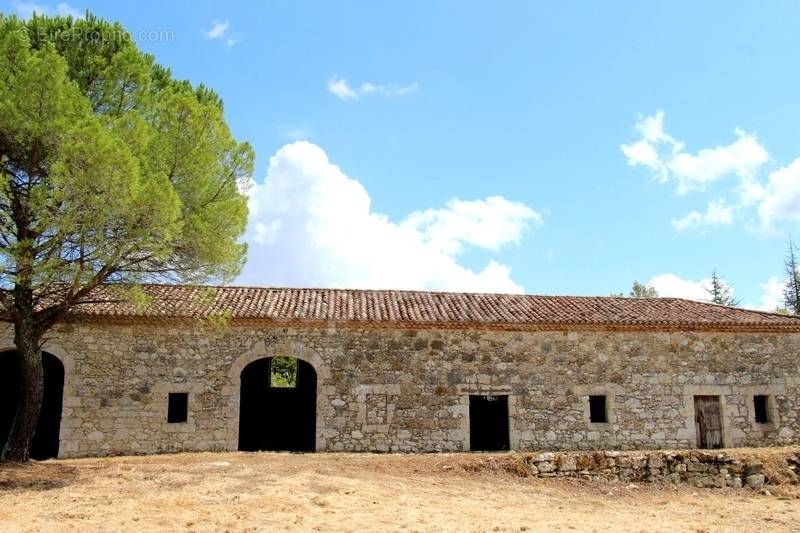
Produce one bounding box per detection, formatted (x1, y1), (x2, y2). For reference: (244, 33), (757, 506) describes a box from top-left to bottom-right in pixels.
(1, 284), (799, 459)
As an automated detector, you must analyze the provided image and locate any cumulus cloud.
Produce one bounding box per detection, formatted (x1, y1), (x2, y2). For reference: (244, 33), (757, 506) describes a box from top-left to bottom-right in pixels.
(669, 130), (768, 192)
(619, 110), (800, 232)
(648, 273), (711, 301)
(621, 111), (768, 194)
(756, 158), (800, 230)
(757, 276), (784, 311)
(403, 197), (541, 255)
(328, 77), (419, 101)
(239, 142), (541, 293)
(13, 1), (82, 18)
(620, 111), (684, 183)
(205, 20), (235, 46)
(671, 199), (733, 231)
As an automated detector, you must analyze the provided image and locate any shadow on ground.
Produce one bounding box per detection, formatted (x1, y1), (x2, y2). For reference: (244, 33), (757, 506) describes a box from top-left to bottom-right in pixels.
(0, 461), (79, 491)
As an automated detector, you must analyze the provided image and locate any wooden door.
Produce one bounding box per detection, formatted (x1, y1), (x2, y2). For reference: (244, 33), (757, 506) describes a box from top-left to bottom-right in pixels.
(694, 396), (723, 449)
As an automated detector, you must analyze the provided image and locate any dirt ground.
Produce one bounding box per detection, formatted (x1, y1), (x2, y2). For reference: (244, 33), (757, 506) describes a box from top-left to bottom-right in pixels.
(0, 452), (798, 532)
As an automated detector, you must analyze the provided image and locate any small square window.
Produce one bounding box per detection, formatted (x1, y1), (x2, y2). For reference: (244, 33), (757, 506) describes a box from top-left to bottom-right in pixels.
(589, 395), (608, 423)
(754, 395), (770, 424)
(167, 392), (188, 423)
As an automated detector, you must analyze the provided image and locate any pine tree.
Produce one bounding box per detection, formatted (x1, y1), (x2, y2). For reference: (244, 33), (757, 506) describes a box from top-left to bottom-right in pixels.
(782, 240), (800, 314)
(0, 14), (253, 461)
(704, 270), (739, 306)
(629, 281), (658, 298)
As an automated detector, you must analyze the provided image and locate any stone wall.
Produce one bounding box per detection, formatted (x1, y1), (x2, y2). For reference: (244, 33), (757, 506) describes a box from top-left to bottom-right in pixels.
(465, 449), (800, 489)
(1, 321), (798, 458)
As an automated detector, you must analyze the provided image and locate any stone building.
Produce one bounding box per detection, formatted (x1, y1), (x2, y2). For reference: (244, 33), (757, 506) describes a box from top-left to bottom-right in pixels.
(1, 284), (798, 459)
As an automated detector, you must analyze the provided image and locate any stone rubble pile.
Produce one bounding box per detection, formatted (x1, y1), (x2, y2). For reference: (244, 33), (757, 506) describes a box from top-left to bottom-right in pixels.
(518, 449), (800, 489)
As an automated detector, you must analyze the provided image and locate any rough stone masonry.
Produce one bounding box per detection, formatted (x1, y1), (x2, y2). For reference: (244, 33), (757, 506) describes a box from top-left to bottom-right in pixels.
(0, 285), (798, 459)
(465, 449), (800, 489)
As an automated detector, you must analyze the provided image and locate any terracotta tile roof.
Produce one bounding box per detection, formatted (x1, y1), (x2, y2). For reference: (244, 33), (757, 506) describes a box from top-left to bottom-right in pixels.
(66, 284), (800, 331)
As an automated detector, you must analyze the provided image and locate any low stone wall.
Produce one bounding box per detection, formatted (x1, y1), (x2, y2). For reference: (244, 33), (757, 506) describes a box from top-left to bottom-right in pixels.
(473, 448), (800, 489)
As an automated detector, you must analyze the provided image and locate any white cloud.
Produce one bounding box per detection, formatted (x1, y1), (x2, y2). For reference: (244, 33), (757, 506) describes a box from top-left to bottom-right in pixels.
(360, 81), (419, 98)
(669, 129), (768, 193)
(239, 142), (541, 293)
(205, 20), (235, 46)
(252, 219), (282, 245)
(327, 78), (358, 101)
(620, 110), (683, 183)
(737, 176), (766, 207)
(205, 20), (229, 39)
(756, 158), (800, 230)
(648, 273), (711, 301)
(757, 276), (783, 311)
(13, 1), (82, 18)
(621, 111), (768, 194)
(670, 211), (702, 232)
(328, 77), (419, 101)
(402, 197), (540, 255)
(671, 199), (733, 231)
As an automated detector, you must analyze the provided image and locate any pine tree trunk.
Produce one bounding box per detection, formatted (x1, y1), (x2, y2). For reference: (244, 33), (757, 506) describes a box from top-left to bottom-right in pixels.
(1, 303), (43, 462)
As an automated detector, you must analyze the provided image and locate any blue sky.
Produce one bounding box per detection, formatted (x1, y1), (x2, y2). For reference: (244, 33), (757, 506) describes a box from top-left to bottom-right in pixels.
(6, 1), (800, 308)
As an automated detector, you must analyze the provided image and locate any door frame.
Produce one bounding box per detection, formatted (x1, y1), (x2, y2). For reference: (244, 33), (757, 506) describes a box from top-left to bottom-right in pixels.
(680, 385), (730, 448)
(456, 385), (518, 451)
(468, 394), (511, 452)
(237, 356), (317, 452)
(693, 395), (723, 449)
(227, 340), (329, 452)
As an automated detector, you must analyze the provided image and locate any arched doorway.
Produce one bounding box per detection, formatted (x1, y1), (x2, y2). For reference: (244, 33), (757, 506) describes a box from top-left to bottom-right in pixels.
(0, 350), (64, 459)
(238, 357), (317, 452)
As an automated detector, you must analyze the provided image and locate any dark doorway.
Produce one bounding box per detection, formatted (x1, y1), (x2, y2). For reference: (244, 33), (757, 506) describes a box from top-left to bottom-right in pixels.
(469, 394), (510, 451)
(0, 350), (64, 459)
(694, 395), (723, 449)
(238, 357), (317, 452)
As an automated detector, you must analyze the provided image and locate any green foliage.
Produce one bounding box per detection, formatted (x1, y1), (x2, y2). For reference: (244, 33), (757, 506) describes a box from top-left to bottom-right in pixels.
(203, 308), (233, 328)
(111, 284), (153, 311)
(629, 281), (658, 298)
(610, 281), (658, 298)
(270, 357), (297, 388)
(0, 12), (254, 460)
(704, 270), (739, 307)
(0, 12), (254, 321)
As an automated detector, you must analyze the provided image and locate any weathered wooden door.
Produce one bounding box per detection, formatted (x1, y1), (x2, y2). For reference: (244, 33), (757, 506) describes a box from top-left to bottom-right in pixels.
(694, 396), (723, 449)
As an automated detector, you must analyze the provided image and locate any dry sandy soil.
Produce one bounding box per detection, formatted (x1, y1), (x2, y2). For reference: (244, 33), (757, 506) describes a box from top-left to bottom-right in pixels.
(0, 452), (798, 532)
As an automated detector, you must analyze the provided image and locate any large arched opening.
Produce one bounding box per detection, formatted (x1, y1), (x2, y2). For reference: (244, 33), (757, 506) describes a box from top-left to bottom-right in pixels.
(238, 356), (317, 452)
(0, 350), (64, 459)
